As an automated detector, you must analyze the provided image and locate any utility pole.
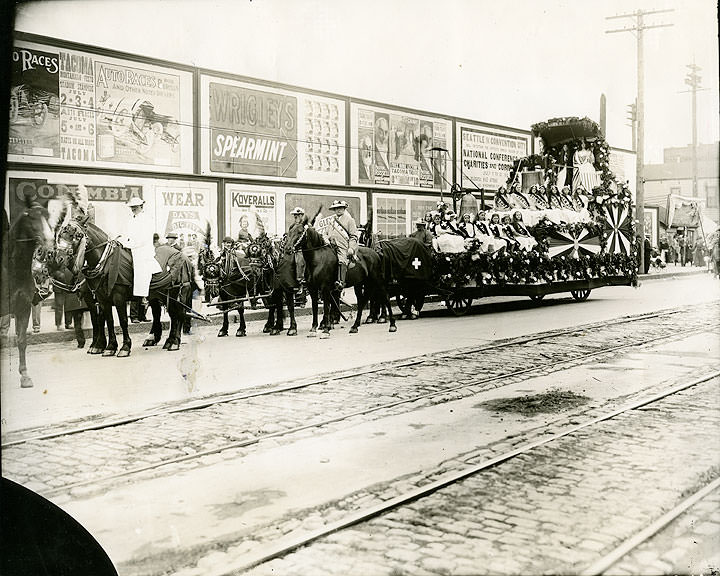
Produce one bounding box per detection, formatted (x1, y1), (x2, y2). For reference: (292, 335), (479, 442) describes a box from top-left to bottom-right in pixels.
(684, 61), (702, 198)
(606, 8), (673, 268)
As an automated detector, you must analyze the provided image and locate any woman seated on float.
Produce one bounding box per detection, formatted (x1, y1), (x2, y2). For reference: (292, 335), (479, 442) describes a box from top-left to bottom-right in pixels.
(508, 181), (531, 209)
(527, 184), (549, 211)
(511, 211), (538, 251)
(494, 186), (512, 211)
(433, 210), (466, 253)
(501, 215), (522, 252)
(488, 213), (510, 252)
(474, 211), (497, 253)
(458, 213), (476, 238)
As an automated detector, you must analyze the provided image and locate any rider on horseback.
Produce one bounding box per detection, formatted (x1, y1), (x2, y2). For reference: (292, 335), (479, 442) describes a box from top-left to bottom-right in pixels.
(116, 197), (162, 300)
(325, 200), (358, 290)
(289, 207), (307, 297)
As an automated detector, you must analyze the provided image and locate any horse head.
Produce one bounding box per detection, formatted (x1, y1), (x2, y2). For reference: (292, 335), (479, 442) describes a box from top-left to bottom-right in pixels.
(14, 200), (54, 256)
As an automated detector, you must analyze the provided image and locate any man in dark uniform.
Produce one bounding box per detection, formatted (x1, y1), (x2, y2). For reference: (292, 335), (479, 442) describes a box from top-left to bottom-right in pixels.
(289, 207), (307, 298)
(410, 218), (433, 250)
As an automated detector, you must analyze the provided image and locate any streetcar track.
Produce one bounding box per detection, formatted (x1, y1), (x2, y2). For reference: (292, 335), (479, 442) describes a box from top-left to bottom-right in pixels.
(2, 302), (712, 448)
(27, 320), (717, 498)
(581, 476), (720, 575)
(216, 371), (720, 575)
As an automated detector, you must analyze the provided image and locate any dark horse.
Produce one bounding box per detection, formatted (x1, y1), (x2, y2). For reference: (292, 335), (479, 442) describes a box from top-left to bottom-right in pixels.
(262, 236), (299, 336)
(286, 218), (395, 336)
(3, 201), (54, 388)
(54, 220), (192, 355)
(201, 239), (273, 338)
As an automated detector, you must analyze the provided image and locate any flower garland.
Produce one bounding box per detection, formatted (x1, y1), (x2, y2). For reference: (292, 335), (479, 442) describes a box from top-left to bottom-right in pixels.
(431, 217), (638, 289)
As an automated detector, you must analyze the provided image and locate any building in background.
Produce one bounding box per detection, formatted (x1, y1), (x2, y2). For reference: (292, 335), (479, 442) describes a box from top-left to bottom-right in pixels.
(644, 142), (719, 245)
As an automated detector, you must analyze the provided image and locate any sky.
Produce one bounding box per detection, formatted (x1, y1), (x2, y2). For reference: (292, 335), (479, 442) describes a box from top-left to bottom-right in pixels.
(12, 0), (720, 164)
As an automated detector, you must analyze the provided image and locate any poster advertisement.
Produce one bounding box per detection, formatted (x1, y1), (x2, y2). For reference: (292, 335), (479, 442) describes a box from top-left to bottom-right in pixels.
(203, 76), (345, 185)
(8, 45), (60, 158)
(8, 40), (194, 173)
(94, 61), (182, 166)
(155, 183), (217, 251)
(457, 124), (530, 191)
(5, 172), (217, 249)
(351, 103), (450, 191)
(225, 185), (277, 240)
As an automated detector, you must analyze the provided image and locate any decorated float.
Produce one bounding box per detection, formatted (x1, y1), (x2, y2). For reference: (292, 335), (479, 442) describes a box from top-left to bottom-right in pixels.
(429, 117), (638, 315)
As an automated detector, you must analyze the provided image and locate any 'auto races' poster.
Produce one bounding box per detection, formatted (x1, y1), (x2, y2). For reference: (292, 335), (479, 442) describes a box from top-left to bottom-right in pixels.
(95, 62), (182, 166)
(8, 40), (194, 173)
(458, 125), (530, 190)
(353, 104), (449, 190)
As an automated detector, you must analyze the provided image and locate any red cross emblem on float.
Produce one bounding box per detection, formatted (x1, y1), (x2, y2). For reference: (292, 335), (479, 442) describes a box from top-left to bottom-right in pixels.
(547, 227), (602, 259)
(602, 203), (632, 255)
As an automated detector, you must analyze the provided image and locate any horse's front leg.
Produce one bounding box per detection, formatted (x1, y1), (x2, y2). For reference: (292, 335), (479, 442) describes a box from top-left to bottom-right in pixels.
(102, 296), (118, 356)
(143, 299), (163, 346)
(236, 302), (246, 337)
(115, 293), (132, 357)
(320, 290), (332, 338)
(264, 298), (275, 334)
(15, 301), (33, 388)
(286, 289), (297, 336)
(218, 294), (229, 337)
(307, 289), (319, 337)
(350, 286), (366, 334)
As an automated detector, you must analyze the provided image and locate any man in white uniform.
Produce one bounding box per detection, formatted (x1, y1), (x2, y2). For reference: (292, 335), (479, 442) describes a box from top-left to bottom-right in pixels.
(117, 197), (161, 298)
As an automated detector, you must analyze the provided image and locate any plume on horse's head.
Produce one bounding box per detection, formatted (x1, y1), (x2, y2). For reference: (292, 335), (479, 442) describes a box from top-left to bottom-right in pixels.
(310, 205), (322, 227)
(203, 220), (213, 249)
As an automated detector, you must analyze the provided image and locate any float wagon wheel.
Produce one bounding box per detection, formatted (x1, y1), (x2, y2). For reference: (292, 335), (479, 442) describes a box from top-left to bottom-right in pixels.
(445, 294), (473, 316)
(529, 294), (546, 302)
(570, 289), (591, 302)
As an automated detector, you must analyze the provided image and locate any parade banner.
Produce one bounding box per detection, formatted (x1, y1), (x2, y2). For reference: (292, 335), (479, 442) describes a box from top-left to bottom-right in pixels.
(284, 193), (362, 235)
(225, 184), (277, 239)
(351, 103), (451, 191)
(9, 40), (194, 173)
(457, 123), (530, 191)
(5, 172), (216, 246)
(202, 75), (345, 185)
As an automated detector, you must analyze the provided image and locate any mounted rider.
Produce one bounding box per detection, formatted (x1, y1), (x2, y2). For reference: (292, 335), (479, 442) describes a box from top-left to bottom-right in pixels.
(289, 207), (307, 296)
(324, 199), (358, 290)
(116, 196), (162, 299)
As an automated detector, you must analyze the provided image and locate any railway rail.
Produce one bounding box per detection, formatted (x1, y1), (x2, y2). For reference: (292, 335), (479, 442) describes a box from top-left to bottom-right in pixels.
(226, 371), (720, 576)
(3, 302), (717, 501)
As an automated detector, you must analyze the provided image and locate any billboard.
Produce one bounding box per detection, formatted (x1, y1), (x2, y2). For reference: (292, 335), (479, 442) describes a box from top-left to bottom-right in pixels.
(5, 172), (217, 250)
(201, 75), (345, 185)
(351, 103), (451, 191)
(456, 122), (531, 192)
(8, 40), (194, 173)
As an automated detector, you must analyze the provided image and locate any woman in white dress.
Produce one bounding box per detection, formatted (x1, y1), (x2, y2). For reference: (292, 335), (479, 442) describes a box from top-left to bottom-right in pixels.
(572, 139), (601, 192)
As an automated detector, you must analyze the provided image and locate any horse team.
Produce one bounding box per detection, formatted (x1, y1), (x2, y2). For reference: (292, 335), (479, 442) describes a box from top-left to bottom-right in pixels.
(4, 196), (417, 387)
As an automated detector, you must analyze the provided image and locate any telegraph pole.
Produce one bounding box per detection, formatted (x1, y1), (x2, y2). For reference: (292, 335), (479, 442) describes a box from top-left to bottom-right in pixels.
(606, 9), (673, 267)
(684, 61), (702, 197)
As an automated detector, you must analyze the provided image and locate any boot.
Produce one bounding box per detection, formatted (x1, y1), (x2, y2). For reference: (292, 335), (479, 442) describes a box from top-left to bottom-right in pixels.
(335, 263), (347, 290)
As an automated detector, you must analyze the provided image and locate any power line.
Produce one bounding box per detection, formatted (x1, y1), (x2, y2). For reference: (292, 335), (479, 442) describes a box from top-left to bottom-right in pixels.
(606, 8), (674, 266)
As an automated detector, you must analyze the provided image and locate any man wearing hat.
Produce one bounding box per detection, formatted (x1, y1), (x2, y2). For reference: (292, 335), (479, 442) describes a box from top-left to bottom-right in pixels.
(165, 231), (181, 250)
(410, 218), (433, 250)
(117, 196), (162, 299)
(324, 200), (358, 290)
(289, 207), (307, 296)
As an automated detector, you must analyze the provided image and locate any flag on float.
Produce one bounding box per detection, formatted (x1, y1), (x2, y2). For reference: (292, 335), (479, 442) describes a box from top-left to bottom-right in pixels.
(547, 227), (602, 259)
(602, 204), (632, 255)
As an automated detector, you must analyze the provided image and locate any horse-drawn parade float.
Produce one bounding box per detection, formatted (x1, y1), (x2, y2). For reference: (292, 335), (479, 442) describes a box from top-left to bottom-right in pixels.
(419, 116), (638, 316)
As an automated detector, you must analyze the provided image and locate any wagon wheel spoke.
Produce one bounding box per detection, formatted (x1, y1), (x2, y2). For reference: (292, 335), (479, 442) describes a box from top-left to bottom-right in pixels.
(570, 289), (591, 302)
(445, 295), (473, 317)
